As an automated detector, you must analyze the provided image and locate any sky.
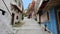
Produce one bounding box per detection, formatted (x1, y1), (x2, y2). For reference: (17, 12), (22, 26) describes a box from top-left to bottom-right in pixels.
(22, 0), (32, 10)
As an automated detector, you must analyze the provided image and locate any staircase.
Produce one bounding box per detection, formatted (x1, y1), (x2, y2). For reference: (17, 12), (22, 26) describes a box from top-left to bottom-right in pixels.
(12, 17), (52, 34)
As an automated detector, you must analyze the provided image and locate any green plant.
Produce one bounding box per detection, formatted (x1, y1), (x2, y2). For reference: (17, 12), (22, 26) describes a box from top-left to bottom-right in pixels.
(13, 21), (24, 27)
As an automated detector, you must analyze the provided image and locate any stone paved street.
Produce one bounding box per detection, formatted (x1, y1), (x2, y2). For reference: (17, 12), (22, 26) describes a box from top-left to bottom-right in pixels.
(12, 17), (52, 34)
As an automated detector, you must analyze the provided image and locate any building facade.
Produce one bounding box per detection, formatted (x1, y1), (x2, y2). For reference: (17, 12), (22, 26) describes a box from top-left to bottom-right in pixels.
(38, 0), (60, 34)
(0, 0), (24, 34)
(0, 0), (24, 26)
(26, 0), (35, 19)
(34, 0), (44, 22)
(10, 0), (23, 25)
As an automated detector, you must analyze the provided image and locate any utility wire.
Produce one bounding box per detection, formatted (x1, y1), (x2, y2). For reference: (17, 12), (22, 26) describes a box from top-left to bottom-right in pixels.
(2, 0), (11, 16)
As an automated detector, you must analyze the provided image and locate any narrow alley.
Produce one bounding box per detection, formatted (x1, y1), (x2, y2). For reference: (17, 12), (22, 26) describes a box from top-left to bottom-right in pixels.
(0, 0), (60, 34)
(12, 17), (51, 34)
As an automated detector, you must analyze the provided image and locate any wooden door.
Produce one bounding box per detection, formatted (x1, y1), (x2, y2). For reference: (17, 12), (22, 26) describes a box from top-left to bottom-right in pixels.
(11, 13), (15, 25)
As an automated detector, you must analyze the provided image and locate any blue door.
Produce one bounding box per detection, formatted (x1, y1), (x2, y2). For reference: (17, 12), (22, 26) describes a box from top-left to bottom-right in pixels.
(45, 7), (58, 34)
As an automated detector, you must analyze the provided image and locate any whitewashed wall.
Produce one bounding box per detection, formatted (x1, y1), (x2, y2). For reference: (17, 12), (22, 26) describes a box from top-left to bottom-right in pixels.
(0, 0), (13, 34)
(12, 10), (22, 24)
(3, 0), (23, 24)
(0, 0), (23, 34)
(0, 0), (11, 26)
(37, 14), (39, 22)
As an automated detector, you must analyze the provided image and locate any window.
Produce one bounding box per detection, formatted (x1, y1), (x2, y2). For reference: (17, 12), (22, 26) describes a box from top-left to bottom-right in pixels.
(16, 16), (18, 20)
(18, 2), (21, 7)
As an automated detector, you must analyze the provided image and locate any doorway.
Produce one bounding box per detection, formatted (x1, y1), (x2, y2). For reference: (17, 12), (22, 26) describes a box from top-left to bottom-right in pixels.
(11, 13), (15, 25)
